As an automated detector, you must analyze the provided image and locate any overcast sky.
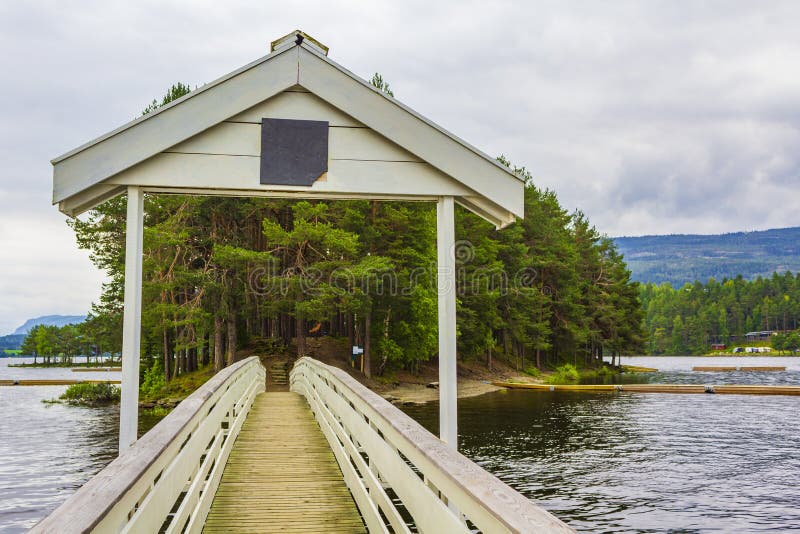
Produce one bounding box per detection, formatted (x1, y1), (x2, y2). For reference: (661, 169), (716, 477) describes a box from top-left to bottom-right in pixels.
(1, 0), (798, 333)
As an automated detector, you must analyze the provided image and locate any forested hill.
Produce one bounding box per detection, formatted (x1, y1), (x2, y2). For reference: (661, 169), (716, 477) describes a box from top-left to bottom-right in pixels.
(613, 227), (800, 286)
(11, 315), (87, 335)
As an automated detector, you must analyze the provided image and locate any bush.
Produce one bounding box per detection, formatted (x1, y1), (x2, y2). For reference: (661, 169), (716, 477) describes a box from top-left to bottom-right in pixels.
(60, 382), (121, 405)
(140, 359), (166, 397)
(524, 366), (541, 378)
(549, 363), (580, 384)
(596, 366), (615, 378)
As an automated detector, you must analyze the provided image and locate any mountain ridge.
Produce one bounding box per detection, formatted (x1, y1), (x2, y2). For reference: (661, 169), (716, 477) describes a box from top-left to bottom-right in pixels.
(10, 314), (87, 336)
(613, 226), (800, 287)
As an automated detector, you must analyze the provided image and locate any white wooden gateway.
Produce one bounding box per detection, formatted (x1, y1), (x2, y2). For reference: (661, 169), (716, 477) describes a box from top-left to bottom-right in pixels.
(52, 30), (524, 452)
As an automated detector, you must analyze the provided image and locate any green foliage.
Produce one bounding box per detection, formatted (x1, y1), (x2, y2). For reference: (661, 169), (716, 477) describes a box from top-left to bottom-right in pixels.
(523, 366), (541, 378)
(369, 73), (394, 97)
(142, 82), (192, 115)
(140, 359), (167, 397)
(772, 331), (800, 353)
(641, 272), (800, 354)
(20, 323), (100, 364)
(59, 382), (121, 405)
(549, 364), (580, 384)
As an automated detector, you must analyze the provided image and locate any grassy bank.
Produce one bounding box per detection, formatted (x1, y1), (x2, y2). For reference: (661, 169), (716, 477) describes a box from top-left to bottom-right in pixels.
(43, 382), (121, 406)
(545, 363), (624, 385)
(139, 363), (216, 410)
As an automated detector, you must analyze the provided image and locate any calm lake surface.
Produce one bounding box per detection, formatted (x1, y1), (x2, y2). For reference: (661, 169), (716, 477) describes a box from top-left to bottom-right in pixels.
(0, 358), (159, 533)
(405, 356), (800, 532)
(2, 355), (800, 532)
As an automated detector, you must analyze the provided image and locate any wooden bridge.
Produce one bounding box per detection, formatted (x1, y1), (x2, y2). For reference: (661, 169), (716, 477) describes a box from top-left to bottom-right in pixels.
(40, 31), (574, 532)
(31, 357), (573, 533)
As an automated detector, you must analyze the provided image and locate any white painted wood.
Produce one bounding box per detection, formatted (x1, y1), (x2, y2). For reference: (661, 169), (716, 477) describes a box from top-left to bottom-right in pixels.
(119, 186), (144, 452)
(270, 30), (329, 56)
(52, 46), (299, 203)
(228, 90), (363, 127)
(290, 357), (575, 533)
(142, 186), (439, 203)
(165, 120), (422, 162)
(52, 40), (522, 228)
(297, 378), (395, 533)
(58, 183), (125, 218)
(30, 357), (265, 534)
(457, 196), (516, 230)
(297, 46), (524, 220)
(106, 153), (472, 197)
(436, 196), (458, 449)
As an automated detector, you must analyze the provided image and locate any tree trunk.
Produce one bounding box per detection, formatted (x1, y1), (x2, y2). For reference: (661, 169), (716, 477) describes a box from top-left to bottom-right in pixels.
(188, 347), (197, 373)
(171, 327), (180, 380)
(364, 307), (372, 378)
(214, 315), (224, 372)
(163, 328), (170, 382)
(378, 307), (391, 376)
(296, 311), (306, 357)
(348, 313), (355, 353)
(203, 332), (211, 367)
(226, 312), (237, 366)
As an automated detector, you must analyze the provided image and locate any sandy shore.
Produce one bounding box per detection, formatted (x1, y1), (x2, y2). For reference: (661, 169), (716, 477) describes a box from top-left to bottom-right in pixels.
(382, 376), (536, 405)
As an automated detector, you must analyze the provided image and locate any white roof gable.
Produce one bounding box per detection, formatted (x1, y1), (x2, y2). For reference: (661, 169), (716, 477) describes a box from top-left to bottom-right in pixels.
(52, 31), (524, 228)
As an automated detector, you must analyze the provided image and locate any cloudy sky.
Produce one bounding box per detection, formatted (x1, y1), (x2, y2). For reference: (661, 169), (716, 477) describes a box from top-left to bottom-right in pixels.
(1, 0), (798, 333)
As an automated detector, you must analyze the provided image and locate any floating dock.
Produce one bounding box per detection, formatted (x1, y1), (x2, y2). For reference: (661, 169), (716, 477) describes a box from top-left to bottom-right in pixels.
(692, 366), (786, 372)
(0, 379), (121, 386)
(71, 367), (122, 372)
(621, 365), (658, 372)
(492, 382), (800, 396)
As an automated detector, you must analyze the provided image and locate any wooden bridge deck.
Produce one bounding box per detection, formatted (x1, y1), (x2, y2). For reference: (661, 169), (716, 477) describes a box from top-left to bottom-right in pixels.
(203, 391), (365, 533)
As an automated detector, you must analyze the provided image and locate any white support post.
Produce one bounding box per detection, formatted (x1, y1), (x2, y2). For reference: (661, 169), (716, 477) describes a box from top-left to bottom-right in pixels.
(119, 186), (144, 452)
(436, 196), (457, 449)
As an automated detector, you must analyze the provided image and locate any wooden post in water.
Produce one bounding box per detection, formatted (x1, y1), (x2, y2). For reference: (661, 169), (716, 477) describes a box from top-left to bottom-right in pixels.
(437, 196), (457, 449)
(119, 186), (144, 452)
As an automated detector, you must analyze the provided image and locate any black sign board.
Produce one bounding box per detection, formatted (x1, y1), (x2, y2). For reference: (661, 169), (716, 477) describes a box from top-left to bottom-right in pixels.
(260, 118), (329, 186)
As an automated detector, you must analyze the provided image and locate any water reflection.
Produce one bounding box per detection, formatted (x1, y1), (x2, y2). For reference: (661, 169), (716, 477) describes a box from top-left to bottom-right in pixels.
(0, 359), (162, 533)
(403, 390), (800, 532)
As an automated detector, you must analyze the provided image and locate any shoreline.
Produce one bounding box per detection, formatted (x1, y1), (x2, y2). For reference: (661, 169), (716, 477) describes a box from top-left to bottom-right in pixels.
(381, 378), (514, 405)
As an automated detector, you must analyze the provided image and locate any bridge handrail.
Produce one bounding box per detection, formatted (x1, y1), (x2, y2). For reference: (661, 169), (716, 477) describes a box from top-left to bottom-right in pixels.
(31, 356), (265, 534)
(290, 356), (573, 533)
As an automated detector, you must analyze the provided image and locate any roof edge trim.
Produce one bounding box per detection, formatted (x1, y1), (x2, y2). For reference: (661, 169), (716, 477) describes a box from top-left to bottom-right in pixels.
(51, 45), (298, 165)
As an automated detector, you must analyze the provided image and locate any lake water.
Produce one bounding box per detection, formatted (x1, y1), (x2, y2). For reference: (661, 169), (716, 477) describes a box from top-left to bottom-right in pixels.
(0, 358), (150, 533)
(2, 355), (800, 532)
(405, 356), (800, 532)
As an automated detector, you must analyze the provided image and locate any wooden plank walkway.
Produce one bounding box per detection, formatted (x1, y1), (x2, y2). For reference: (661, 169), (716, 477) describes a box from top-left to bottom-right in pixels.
(204, 391), (365, 533)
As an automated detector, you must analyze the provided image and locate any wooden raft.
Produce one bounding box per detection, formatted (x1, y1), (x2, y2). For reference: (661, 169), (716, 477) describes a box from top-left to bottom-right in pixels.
(204, 391), (365, 533)
(492, 382), (800, 396)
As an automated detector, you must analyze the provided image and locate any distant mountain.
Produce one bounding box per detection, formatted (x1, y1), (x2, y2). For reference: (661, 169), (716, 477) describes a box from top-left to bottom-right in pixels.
(10, 315), (87, 336)
(613, 226), (800, 287)
(0, 334), (25, 352)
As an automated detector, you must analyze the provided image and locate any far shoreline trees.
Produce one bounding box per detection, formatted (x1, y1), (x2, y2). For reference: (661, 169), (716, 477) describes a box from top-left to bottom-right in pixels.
(641, 272), (800, 355)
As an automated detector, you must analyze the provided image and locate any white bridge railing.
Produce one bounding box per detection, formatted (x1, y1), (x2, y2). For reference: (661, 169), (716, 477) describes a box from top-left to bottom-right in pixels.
(291, 357), (574, 533)
(31, 356), (265, 534)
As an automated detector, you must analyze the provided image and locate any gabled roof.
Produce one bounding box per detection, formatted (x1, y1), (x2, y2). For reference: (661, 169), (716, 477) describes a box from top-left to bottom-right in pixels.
(52, 31), (524, 227)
